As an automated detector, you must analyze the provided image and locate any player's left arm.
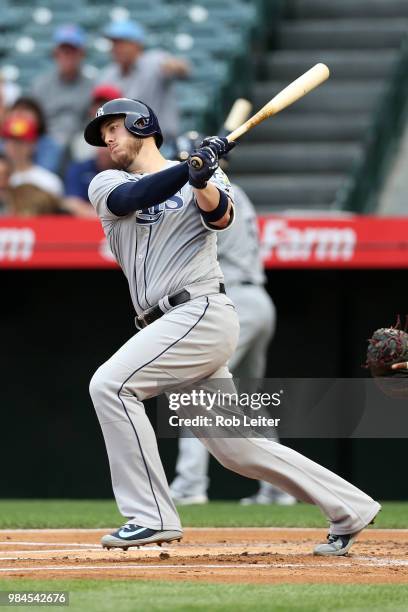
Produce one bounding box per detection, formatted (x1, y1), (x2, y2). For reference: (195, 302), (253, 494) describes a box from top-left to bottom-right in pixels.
(188, 146), (234, 230)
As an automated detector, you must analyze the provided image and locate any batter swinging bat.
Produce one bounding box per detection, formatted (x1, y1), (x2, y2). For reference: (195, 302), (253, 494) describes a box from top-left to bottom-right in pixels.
(190, 63), (330, 169)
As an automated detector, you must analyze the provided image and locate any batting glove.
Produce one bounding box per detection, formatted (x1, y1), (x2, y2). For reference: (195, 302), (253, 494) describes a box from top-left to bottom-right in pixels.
(188, 145), (219, 189)
(200, 136), (236, 159)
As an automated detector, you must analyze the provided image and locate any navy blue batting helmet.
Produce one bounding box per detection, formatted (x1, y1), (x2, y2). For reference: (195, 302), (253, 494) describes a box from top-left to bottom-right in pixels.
(84, 98), (163, 148)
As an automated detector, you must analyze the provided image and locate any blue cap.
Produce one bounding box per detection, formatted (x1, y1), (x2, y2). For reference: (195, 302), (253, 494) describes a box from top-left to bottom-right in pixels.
(103, 20), (145, 44)
(54, 24), (86, 48)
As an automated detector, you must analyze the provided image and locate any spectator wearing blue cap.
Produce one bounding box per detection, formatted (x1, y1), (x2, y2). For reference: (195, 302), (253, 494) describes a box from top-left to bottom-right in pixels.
(97, 20), (190, 150)
(30, 24), (95, 148)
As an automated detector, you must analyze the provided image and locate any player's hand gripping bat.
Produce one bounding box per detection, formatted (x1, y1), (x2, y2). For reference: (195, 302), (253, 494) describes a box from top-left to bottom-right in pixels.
(189, 63), (330, 169)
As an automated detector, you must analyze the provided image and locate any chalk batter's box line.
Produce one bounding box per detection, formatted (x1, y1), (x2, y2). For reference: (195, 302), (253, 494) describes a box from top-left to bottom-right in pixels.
(1, 557), (408, 573)
(2, 528), (408, 533)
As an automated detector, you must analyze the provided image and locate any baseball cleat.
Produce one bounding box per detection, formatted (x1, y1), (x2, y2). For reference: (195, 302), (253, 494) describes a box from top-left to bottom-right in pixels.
(314, 505), (381, 556)
(313, 532), (357, 556)
(171, 493), (208, 506)
(240, 490), (297, 506)
(101, 524), (183, 550)
(273, 491), (297, 506)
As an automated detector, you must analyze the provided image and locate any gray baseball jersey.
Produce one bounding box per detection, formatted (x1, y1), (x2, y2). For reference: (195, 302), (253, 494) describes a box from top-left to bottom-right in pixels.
(217, 183), (266, 287)
(88, 162), (232, 314)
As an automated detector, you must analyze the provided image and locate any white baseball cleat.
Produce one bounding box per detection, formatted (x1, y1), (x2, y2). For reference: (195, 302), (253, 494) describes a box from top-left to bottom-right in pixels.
(101, 524), (183, 550)
(240, 490), (297, 506)
(272, 491), (298, 506)
(171, 493), (208, 506)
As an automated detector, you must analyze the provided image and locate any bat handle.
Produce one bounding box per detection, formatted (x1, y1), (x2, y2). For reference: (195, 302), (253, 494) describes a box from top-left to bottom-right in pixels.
(189, 155), (204, 170)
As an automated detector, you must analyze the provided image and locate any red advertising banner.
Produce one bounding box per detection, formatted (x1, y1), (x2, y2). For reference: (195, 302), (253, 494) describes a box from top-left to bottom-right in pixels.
(0, 217), (116, 269)
(258, 215), (408, 268)
(0, 215), (408, 269)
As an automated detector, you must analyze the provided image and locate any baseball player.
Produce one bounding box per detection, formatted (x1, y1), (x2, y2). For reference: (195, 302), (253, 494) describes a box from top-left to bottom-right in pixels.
(170, 132), (296, 506)
(84, 98), (380, 555)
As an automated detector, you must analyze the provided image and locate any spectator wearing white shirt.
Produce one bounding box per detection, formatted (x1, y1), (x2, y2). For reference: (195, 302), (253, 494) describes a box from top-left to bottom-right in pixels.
(2, 114), (63, 197)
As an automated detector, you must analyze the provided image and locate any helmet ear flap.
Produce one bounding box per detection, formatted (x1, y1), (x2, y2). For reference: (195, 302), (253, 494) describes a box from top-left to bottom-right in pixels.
(124, 113), (137, 134)
(134, 117), (149, 129)
(124, 112), (153, 138)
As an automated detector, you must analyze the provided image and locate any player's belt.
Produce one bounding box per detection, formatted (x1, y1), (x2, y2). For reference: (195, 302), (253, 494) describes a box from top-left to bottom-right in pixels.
(136, 283), (226, 329)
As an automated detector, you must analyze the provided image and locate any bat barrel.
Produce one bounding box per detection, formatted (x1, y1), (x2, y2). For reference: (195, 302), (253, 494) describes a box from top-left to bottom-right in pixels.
(187, 65), (329, 169)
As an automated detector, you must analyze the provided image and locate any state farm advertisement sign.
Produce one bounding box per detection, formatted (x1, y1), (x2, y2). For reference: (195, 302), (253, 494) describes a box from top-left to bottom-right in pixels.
(259, 215), (408, 268)
(260, 218), (357, 264)
(1, 215), (408, 269)
(0, 218), (116, 269)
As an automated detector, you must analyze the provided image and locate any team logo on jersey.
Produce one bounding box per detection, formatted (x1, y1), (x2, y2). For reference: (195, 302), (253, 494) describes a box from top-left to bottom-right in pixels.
(216, 169), (231, 189)
(136, 194), (184, 225)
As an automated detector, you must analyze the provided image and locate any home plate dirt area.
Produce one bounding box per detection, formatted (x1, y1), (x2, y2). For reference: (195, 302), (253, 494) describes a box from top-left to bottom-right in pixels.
(1, 528), (408, 584)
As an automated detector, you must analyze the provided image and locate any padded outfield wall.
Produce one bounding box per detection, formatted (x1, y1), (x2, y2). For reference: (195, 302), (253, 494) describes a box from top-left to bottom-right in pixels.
(0, 264), (407, 501)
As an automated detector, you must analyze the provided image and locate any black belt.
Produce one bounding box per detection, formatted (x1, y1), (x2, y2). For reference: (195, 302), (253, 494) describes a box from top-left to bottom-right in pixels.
(136, 283), (225, 329)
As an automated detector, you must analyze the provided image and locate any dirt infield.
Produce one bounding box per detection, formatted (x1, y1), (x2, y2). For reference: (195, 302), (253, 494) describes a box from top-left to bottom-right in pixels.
(1, 528), (408, 584)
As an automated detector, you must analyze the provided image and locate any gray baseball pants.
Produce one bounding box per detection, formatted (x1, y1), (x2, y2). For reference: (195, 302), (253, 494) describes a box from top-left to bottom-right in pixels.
(171, 284), (278, 497)
(89, 291), (380, 535)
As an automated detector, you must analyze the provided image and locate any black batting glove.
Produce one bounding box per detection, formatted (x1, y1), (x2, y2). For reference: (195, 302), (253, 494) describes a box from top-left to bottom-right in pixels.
(200, 136), (236, 159)
(188, 145), (219, 189)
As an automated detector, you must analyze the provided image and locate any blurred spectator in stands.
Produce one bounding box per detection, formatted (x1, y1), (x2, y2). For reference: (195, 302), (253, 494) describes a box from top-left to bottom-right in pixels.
(63, 147), (114, 218)
(63, 84), (121, 217)
(31, 24), (94, 148)
(98, 20), (189, 151)
(8, 184), (63, 216)
(2, 115), (63, 198)
(10, 97), (63, 173)
(0, 153), (12, 215)
(70, 83), (123, 162)
(0, 74), (21, 129)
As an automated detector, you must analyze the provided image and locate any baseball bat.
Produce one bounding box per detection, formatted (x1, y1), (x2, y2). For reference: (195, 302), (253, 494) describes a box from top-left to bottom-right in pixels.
(190, 63), (330, 169)
(221, 98), (253, 134)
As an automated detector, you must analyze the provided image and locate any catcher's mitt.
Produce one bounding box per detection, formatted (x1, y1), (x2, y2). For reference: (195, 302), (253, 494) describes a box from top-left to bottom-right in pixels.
(365, 316), (408, 398)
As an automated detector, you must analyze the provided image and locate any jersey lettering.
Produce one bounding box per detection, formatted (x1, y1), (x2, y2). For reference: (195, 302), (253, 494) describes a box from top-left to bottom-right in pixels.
(136, 194), (185, 225)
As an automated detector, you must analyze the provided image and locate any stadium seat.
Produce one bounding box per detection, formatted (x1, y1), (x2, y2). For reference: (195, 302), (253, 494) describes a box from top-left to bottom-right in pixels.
(0, 0), (267, 142)
(0, 8), (27, 30)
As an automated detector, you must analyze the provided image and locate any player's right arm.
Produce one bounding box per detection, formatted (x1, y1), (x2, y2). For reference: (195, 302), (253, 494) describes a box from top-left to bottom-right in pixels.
(89, 163), (190, 218)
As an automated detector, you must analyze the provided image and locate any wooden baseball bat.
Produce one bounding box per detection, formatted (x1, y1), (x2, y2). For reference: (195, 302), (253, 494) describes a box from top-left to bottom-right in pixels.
(190, 63), (330, 169)
(222, 98), (253, 133)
